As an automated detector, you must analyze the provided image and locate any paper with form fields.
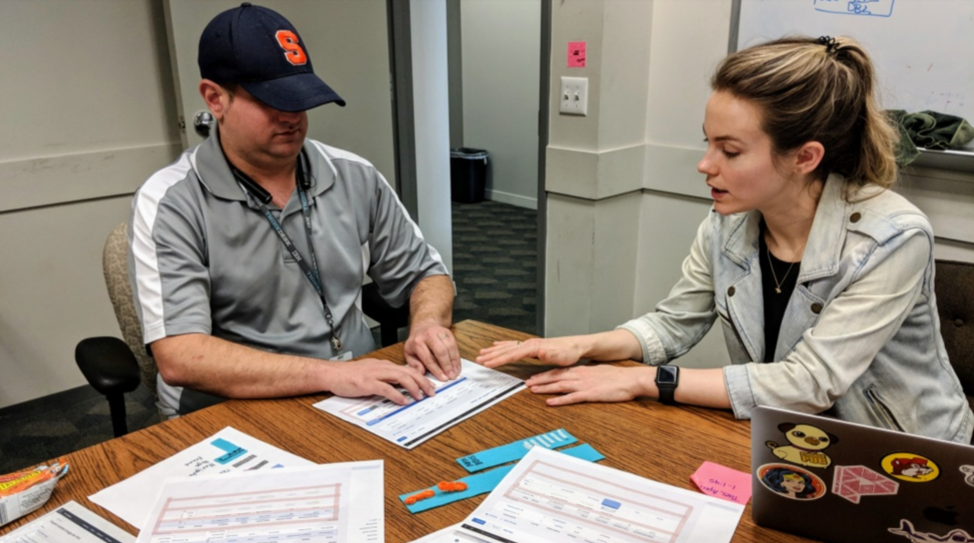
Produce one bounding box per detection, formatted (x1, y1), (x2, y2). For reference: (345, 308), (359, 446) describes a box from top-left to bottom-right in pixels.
(458, 447), (744, 543)
(134, 461), (382, 543)
(0, 501), (134, 543)
(408, 524), (488, 543)
(89, 427), (313, 529)
(313, 358), (525, 449)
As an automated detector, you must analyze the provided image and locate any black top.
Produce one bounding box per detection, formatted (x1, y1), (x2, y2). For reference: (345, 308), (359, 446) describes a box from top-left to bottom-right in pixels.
(759, 231), (800, 362)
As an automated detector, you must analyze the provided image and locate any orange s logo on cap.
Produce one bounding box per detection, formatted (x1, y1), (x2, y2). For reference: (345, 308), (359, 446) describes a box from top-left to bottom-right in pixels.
(275, 30), (307, 65)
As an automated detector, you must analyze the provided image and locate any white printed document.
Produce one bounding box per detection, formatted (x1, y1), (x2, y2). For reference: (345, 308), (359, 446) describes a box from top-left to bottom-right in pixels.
(0, 501), (134, 543)
(89, 427), (313, 528)
(456, 447), (744, 543)
(313, 358), (524, 449)
(134, 460), (383, 543)
(409, 524), (489, 543)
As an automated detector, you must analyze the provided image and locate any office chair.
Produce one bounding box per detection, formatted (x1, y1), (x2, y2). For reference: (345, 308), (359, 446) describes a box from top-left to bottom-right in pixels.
(75, 223), (158, 437)
(362, 282), (411, 347)
(934, 259), (974, 427)
(75, 224), (410, 436)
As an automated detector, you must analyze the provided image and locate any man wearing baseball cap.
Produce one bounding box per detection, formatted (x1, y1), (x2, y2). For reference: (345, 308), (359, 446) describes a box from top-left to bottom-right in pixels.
(129, 3), (457, 417)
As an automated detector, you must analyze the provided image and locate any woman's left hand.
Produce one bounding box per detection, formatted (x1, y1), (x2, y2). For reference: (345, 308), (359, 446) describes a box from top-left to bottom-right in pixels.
(526, 365), (652, 406)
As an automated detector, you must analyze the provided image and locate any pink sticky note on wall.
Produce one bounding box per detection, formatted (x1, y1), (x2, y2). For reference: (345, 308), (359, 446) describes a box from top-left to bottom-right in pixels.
(567, 41), (586, 68)
(690, 461), (752, 505)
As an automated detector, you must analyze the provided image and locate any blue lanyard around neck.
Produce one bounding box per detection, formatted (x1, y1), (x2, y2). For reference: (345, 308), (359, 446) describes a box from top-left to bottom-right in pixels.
(228, 153), (343, 352)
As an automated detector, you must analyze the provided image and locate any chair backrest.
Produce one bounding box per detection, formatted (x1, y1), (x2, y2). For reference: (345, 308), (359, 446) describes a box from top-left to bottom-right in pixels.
(934, 259), (974, 409)
(103, 223), (158, 394)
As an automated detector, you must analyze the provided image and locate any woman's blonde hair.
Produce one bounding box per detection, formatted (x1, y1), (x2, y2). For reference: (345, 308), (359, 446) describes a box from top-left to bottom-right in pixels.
(712, 36), (898, 189)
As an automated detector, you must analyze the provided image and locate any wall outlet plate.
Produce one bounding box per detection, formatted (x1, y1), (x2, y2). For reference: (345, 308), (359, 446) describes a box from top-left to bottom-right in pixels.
(559, 76), (588, 116)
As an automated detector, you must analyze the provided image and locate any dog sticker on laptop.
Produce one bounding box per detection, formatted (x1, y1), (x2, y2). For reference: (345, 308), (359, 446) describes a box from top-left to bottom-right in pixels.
(765, 422), (837, 468)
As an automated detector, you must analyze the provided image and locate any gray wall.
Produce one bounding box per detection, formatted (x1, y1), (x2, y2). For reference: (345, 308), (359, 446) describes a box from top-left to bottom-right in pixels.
(460, 0), (541, 210)
(0, 0), (181, 409)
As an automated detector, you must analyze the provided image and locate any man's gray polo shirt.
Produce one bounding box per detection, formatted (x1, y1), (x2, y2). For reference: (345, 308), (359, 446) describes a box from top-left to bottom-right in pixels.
(129, 132), (448, 417)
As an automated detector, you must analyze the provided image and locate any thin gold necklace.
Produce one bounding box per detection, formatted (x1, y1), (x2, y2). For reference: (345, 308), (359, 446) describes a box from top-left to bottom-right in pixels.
(767, 238), (806, 294)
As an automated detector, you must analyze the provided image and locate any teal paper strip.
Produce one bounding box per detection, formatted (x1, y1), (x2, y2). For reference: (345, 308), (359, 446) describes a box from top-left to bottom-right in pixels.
(456, 428), (577, 473)
(402, 443), (605, 514)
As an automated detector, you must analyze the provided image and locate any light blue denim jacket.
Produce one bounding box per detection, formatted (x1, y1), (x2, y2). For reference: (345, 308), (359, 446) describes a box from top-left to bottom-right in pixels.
(620, 176), (974, 443)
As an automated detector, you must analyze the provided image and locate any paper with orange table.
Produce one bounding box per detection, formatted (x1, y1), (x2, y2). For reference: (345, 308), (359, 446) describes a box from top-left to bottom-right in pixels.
(450, 447), (744, 543)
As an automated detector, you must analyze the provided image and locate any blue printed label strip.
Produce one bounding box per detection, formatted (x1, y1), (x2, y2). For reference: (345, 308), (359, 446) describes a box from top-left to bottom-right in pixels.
(456, 428), (577, 473)
(211, 438), (247, 465)
(401, 443), (605, 514)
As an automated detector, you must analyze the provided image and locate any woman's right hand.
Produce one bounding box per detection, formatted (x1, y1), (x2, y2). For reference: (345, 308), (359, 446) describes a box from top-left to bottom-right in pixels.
(476, 336), (584, 369)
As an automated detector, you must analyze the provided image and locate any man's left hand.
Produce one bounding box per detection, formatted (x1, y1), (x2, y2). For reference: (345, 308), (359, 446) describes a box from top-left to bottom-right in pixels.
(404, 323), (461, 381)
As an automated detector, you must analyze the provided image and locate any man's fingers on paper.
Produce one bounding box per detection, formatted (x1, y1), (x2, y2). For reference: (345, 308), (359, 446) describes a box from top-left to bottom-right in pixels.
(413, 340), (449, 381)
(406, 358), (425, 374)
(440, 332), (462, 377)
(400, 367), (436, 398)
(386, 366), (434, 402)
(427, 332), (459, 380)
(372, 381), (409, 405)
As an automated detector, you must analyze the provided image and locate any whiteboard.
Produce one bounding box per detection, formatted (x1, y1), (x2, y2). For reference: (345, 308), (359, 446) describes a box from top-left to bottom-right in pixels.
(738, 0), (974, 137)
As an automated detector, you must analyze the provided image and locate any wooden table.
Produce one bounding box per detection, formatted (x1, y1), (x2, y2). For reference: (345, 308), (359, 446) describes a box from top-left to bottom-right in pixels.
(0, 320), (812, 542)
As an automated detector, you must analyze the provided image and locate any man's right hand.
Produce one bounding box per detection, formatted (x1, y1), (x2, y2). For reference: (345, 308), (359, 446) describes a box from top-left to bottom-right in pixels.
(325, 358), (436, 405)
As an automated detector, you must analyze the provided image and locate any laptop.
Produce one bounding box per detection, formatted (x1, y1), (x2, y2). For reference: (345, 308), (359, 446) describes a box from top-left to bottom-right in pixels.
(751, 405), (974, 542)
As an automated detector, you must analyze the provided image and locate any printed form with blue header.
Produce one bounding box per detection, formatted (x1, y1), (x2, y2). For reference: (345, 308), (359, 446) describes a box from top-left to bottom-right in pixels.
(314, 358), (525, 449)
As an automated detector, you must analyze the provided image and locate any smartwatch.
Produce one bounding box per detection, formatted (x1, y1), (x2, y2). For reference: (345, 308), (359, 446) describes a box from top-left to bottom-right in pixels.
(655, 364), (679, 405)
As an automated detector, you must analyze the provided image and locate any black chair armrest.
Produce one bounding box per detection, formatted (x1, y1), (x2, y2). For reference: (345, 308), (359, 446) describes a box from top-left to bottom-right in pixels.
(361, 283), (411, 347)
(75, 337), (141, 396)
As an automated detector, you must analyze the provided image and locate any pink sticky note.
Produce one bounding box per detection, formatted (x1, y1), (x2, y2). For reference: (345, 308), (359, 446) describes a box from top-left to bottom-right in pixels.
(567, 41), (586, 68)
(690, 461), (752, 505)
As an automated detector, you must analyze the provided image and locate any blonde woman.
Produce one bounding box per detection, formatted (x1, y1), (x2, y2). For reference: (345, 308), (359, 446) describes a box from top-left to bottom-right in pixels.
(478, 37), (973, 443)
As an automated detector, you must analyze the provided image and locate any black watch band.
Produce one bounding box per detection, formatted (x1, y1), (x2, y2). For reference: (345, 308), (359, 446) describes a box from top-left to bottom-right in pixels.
(655, 364), (679, 405)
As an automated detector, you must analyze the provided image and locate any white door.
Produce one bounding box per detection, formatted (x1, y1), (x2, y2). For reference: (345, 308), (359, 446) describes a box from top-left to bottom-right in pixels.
(162, 0), (397, 186)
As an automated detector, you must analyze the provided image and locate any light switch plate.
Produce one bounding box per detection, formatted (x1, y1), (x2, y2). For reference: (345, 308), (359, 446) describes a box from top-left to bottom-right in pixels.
(559, 76), (588, 116)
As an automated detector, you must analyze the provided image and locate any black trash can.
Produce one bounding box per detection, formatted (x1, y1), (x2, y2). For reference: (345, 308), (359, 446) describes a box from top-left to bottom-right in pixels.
(450, 147), (489, 203)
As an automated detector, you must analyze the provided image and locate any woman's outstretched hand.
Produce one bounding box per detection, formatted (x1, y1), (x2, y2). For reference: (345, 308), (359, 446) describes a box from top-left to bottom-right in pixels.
(524, 365), (651, 406)
(476, 337), (584, 369)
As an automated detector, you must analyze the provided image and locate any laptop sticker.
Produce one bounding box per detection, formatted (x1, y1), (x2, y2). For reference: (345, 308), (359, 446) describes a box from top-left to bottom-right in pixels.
(765, 422), (837, 468)
(832, 465), (899, 504)
(757, 463), (826, 501)
(888, 519), (974, 543)
(960, 465), (974, 487)
(881, 453), (940, 483)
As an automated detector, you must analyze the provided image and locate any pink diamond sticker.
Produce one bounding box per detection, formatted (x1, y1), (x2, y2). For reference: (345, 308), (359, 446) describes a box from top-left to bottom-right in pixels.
(833, 465), (899, 504)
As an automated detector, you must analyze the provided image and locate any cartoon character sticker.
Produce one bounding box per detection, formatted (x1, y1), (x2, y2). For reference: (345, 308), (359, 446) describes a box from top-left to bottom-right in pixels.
(888, 519), (974, 543)
(766, 422), (837, 468)
(881, 453), (940, 483)
(960, 465), (974, 487)
(757, 463), (827, 501)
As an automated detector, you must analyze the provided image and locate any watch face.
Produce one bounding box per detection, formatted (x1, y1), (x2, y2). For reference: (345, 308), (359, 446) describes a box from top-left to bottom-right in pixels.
(657, 365), (678, 385)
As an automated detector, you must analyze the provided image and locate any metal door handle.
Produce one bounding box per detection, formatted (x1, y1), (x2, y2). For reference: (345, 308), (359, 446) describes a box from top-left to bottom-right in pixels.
(193, 111), (215, 138)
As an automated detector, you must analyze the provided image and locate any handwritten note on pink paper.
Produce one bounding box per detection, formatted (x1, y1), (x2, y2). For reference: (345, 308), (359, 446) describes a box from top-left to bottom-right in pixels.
(690, 461), (752, 505)
(567, 41), (586, 68)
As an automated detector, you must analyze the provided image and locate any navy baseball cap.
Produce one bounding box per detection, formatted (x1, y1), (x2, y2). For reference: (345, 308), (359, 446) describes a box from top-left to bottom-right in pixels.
(198, 2), (345, 112)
